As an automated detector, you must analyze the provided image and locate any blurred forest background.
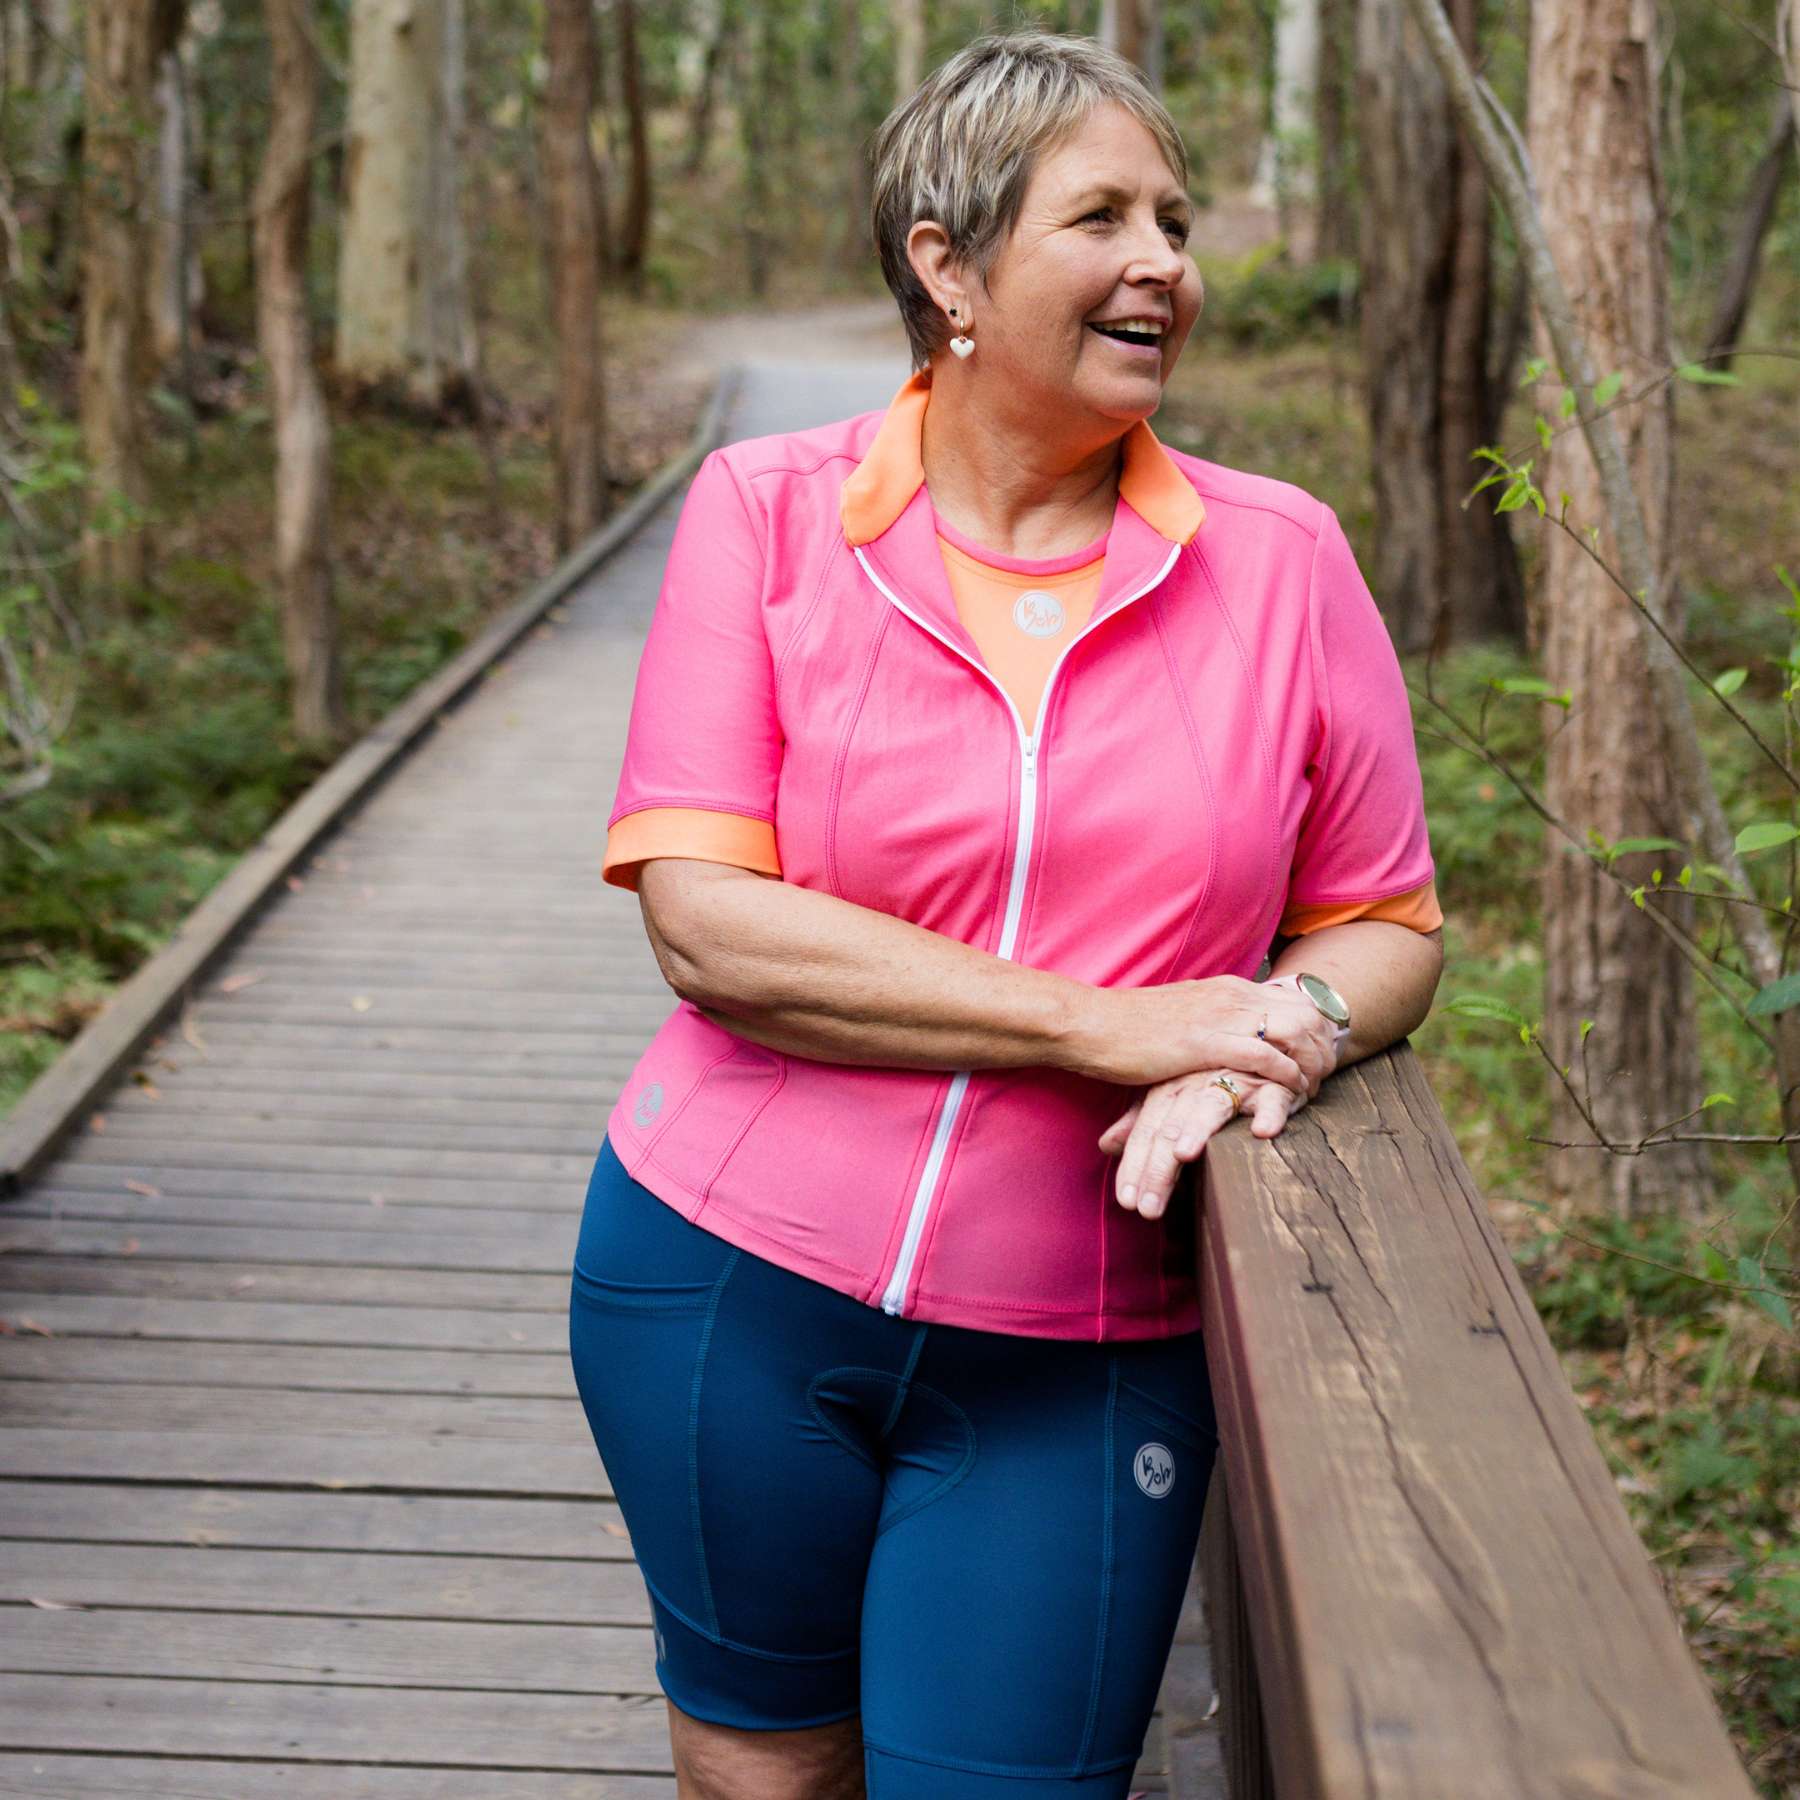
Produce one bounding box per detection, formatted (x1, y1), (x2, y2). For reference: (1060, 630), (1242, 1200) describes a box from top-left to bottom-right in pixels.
(1, 0), (1798, 1783)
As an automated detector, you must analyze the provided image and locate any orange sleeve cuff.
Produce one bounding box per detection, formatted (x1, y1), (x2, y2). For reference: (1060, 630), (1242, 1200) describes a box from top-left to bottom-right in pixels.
(602, 807), (782, 894)
(1278, 878), (1444, 937)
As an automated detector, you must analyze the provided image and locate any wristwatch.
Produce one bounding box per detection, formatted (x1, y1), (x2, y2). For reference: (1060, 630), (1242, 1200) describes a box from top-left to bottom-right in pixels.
(1268, 970), (1352, 1061)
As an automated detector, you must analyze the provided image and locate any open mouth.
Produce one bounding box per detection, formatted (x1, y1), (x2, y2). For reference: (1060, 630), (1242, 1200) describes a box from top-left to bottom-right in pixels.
(1087, 324), (1163, 351)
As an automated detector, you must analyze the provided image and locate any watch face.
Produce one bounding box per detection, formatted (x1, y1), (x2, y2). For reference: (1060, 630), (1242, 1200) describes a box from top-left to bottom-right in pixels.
(1298, 971), (1351, 1026)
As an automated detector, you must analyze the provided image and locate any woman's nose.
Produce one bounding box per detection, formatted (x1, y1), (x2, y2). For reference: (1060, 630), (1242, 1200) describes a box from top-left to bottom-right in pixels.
(1126, 218), (1185, 284)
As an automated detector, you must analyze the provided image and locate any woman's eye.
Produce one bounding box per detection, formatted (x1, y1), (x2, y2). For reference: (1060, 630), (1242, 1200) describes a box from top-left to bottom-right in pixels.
(1164, 221), (1191, 243)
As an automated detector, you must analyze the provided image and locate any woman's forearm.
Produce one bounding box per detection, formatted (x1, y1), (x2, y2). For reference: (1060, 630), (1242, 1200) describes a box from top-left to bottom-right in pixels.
(1265, 919), (1444, 1071)
(641, 861), (1100, 1075)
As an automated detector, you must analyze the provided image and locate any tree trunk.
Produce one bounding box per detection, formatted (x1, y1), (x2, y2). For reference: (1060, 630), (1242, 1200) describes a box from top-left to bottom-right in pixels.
(1357, 0), (1517, 654)
(1529, 0), (1708, 1221)
(256, 0), (344, 748)
(739, 3), (772, 299)
(1314, 0), (1353, 262)
(335, 0), (477, 415)
(615, 0), (650, 290)
(686, 0), (737, 175)
(1702, 91), (1793, 369)
(834, 0), (869, 271)
(78, 0), (173, 593)
(1250, 0), (1319, 256)
(1099, 0), (1153, 84)
(892, 0), (923, 102)
(542, 0), (610, 553)
(1439, 0), (1523, 648)
(150, 38), (199, 376)
(1783, 0), (1800, 184)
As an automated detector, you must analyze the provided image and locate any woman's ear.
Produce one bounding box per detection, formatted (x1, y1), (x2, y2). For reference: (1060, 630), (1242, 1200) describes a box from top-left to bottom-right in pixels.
(905, 219), (966, 321)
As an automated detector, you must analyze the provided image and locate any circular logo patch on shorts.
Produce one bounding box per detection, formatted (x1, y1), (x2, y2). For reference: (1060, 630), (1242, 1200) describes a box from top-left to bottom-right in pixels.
(1134, 1441), (1175, 1498)
(632, 1081), (664, 1128)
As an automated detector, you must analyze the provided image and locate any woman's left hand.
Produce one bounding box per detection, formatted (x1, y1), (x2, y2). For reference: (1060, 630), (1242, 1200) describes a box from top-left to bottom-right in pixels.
(1098, 1067), (1311, 1219)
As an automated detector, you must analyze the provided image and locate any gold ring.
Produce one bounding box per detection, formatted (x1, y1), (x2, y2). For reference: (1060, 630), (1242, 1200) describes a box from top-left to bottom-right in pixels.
(1211, 1074), (1242, 1113)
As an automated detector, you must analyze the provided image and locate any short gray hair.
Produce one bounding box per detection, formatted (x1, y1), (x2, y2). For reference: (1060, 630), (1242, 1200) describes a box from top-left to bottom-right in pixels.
(869, 32), (1190, 370)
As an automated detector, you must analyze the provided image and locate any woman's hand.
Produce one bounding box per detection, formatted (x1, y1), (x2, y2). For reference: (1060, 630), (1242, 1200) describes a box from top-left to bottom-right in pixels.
(1099, 1064), (1314, 1219)
(1093, 978), (1342, 1220)
(1075, 974), (1335, 1097)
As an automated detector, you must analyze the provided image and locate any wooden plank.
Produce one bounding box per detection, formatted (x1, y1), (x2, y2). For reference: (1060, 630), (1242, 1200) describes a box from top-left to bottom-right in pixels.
(0, 1481), (624, 1557)
(0, 1430), (610, 1495)
(0, 1292), (569, 1350)
(0, 1258), (569, 1308)
(32, 1115), (613, 1156)
(15, 1162), (599, 1208)
(0, 1674), (675, 1771)
(0, 1221), (580, 1270)
(9, 1195), (579, 1237)
(0, 1606), (657, 1691)
(0, 1755), (676, 1798)
(1, 1381), (590, 1443)
(118, 1020), (661, 1058)
(0, 1339), (577, 1398)
(1198, 1042), (1756, 1798)
(0, 1542), (645, 1622)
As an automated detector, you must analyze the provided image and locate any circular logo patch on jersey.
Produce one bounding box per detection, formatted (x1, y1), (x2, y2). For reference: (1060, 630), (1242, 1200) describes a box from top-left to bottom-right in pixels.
(632, 1081), (664, 1128)
(1134, 1441), (1175, 1499)
(1011, 589), (1066, 638)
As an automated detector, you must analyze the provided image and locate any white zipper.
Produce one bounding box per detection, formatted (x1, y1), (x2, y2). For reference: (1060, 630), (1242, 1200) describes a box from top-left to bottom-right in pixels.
(853, 540), (1181, 1316)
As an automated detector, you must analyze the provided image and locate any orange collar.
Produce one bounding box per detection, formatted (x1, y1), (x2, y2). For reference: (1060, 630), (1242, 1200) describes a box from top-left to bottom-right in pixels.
(839, 369), (1206, 550)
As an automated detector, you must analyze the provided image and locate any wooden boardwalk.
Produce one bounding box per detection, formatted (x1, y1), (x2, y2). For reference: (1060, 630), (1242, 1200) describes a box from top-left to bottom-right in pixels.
(0, 361), (1213, 1796)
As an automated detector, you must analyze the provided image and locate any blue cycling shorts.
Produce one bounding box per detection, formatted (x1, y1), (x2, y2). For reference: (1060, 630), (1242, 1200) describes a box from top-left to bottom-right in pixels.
(567, 1132), (1220, 1796)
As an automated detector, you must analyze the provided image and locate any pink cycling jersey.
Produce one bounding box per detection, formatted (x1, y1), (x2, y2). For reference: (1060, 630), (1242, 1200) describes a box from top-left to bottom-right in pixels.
(599, 370), (1441, 1340)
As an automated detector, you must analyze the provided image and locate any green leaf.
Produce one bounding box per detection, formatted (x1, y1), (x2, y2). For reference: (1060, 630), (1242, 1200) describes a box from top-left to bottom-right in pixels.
(1700, 1243), (1732, 1283)
(1735, 822), (1800, 856)
(1712, 667), (1748, 697)
(1593, 371), (1624, 407)
(1534, 416), (1553, 450)
(1746, 972), (1800, 1018)
(1579, 1018), (1594, 1040)
(1444, 993), (1531, 1028)
(1558, 388), (1577, 418)
(1675, 362), (1741, 386)
(1492, 675), (1554, 697)
(1737, 1256), (1794, 1331)
(1700, 1092), (1734, 1108)
(1610, 837), (1683, 858)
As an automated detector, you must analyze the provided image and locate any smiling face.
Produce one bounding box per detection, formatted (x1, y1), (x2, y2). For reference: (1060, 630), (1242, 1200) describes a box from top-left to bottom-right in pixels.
(934, 101), (1202, 429)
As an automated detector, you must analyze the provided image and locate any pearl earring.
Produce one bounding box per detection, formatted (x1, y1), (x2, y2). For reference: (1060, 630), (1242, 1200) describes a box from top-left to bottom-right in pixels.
(948, 306), (974, 359)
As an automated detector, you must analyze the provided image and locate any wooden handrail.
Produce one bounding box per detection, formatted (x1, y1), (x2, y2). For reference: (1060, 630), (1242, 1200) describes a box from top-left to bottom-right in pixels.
(1194, 1039), (1755, 1798)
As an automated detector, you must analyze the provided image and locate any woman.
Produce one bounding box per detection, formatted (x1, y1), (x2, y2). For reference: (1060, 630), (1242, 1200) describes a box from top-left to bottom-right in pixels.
(571, 29), (1444, 1800)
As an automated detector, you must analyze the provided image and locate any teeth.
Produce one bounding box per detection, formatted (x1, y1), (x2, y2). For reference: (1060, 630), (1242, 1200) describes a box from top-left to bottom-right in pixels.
(1097, 321), (1163, 337)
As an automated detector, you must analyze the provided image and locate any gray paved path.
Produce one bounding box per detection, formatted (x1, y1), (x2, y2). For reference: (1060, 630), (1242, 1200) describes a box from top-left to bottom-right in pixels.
(0, 355), (1219, 1796)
